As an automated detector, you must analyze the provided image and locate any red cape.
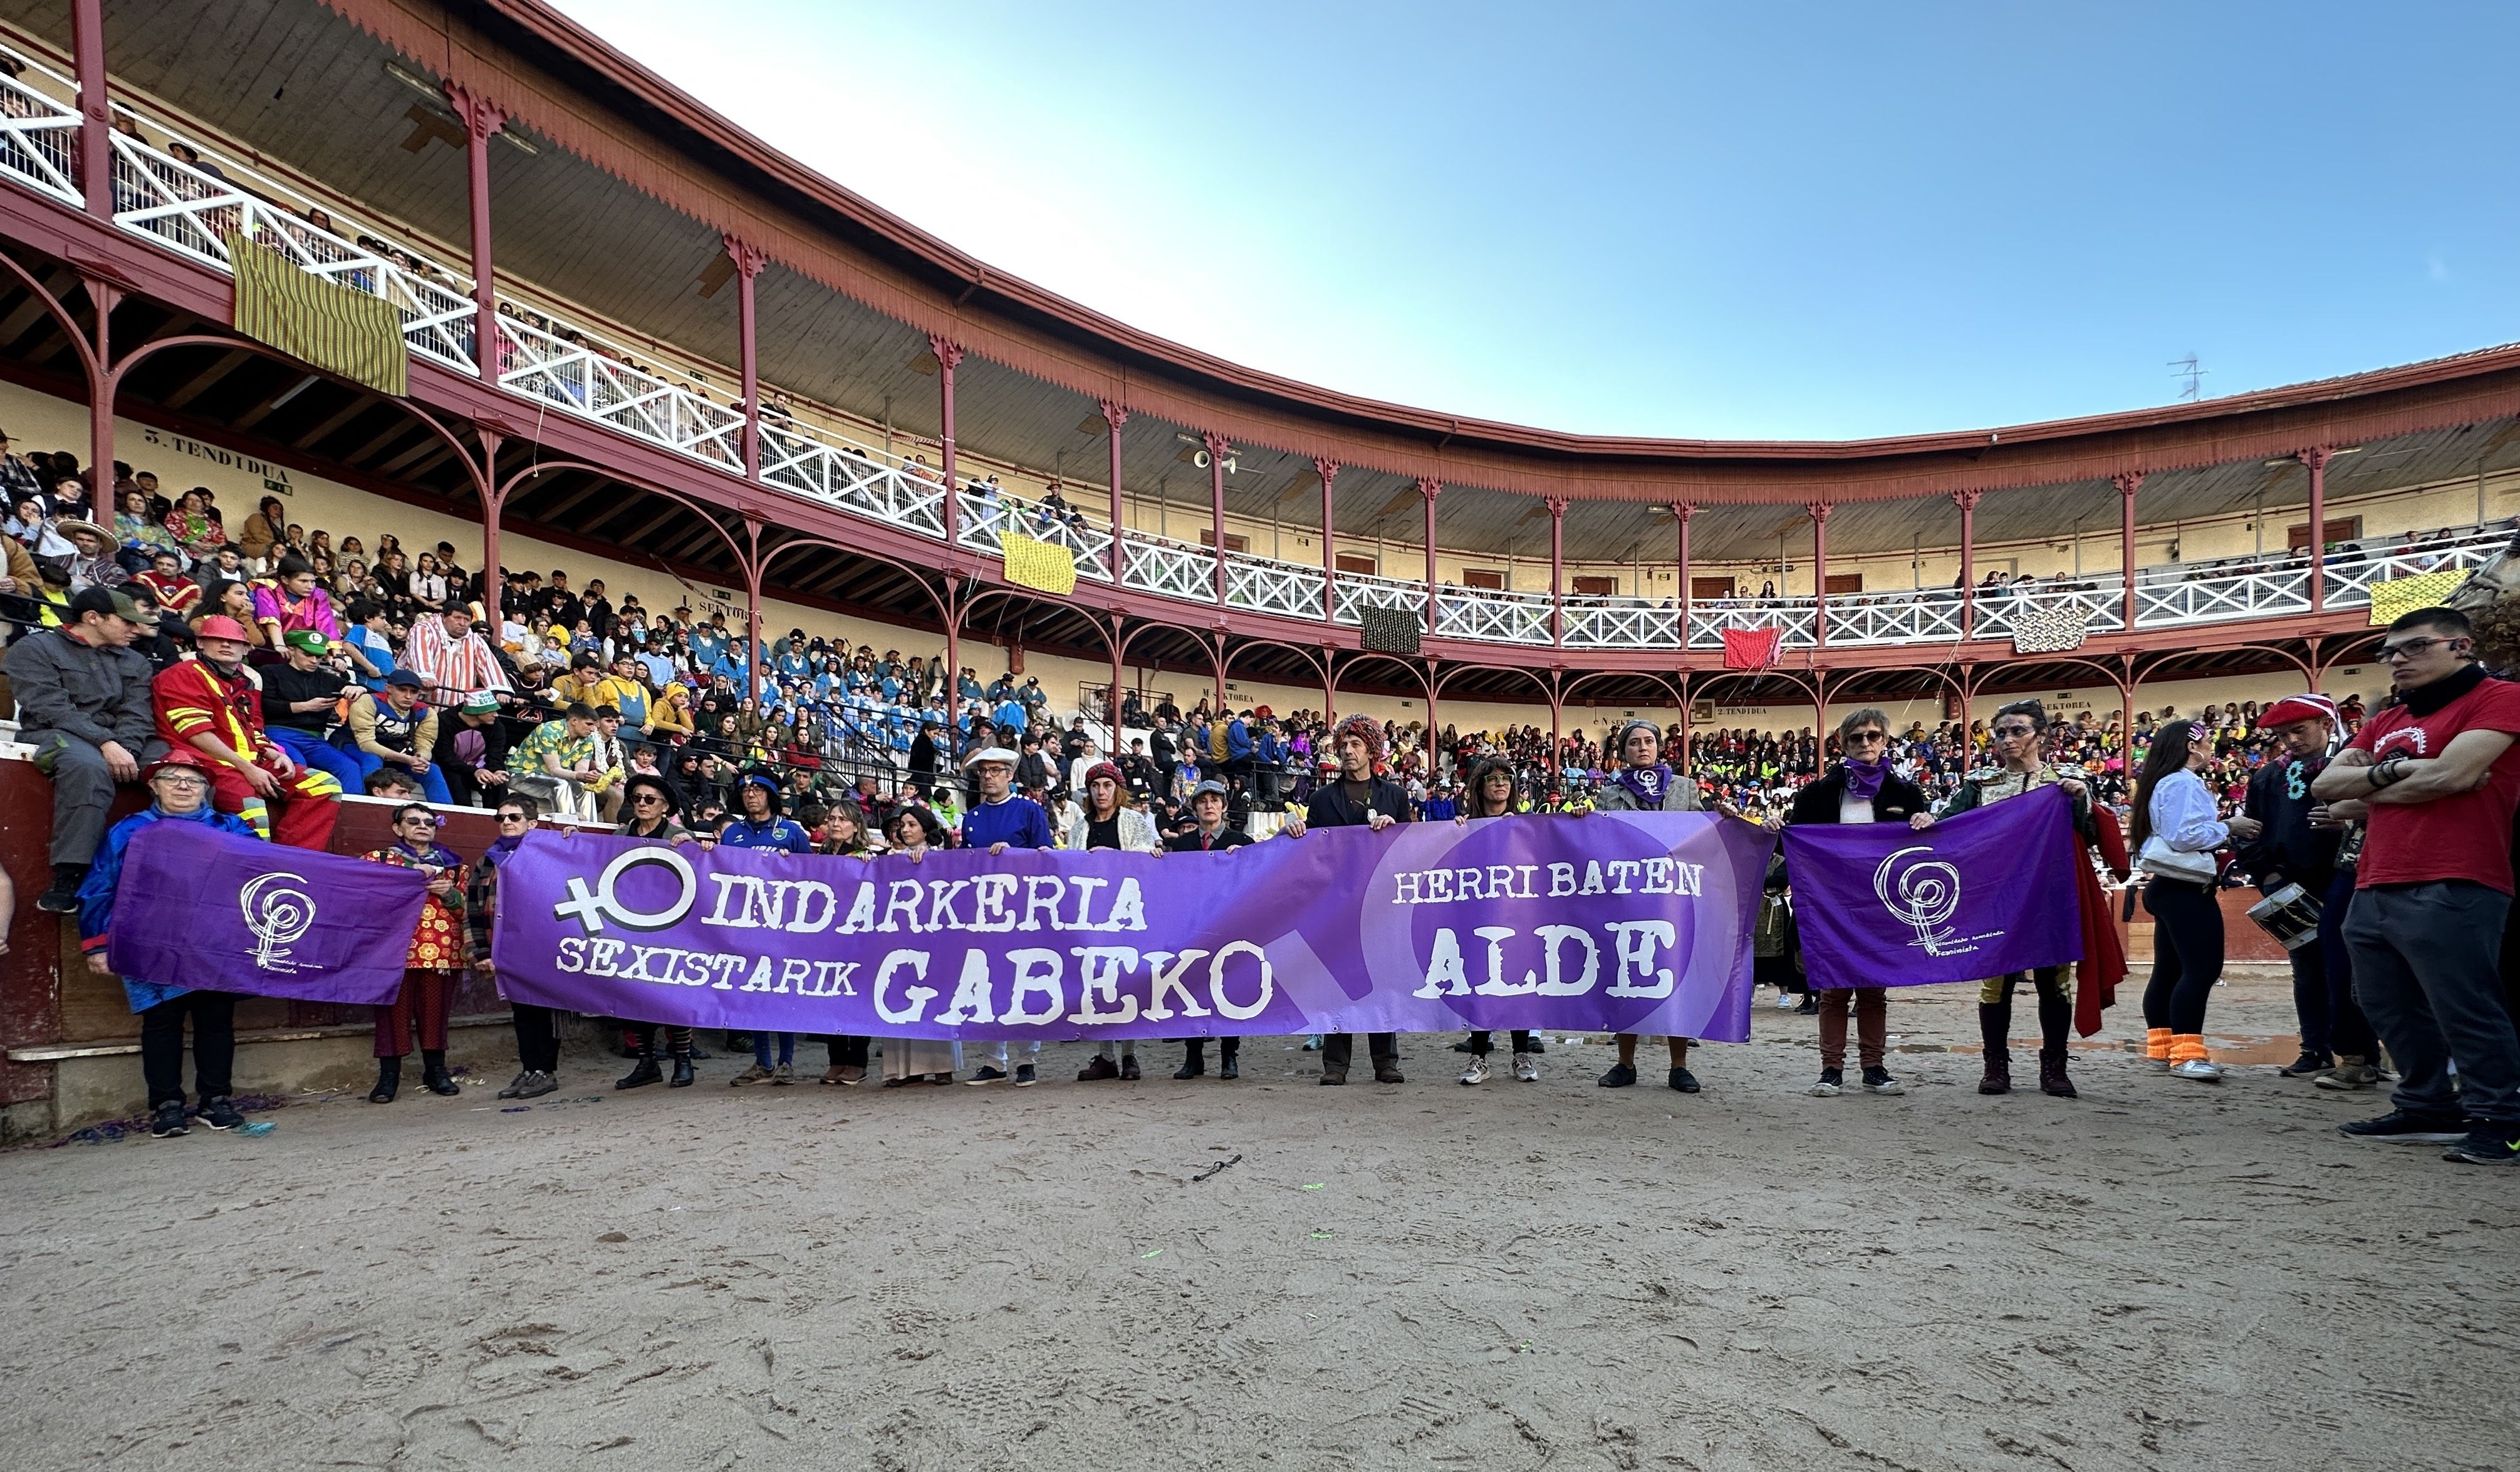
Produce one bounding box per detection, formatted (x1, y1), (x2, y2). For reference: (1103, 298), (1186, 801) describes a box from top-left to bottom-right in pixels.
(2072, 804), (2132, 1036)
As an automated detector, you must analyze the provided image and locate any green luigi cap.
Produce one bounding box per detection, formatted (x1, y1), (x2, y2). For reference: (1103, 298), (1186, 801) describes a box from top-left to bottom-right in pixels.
(283, 629), (329, 654)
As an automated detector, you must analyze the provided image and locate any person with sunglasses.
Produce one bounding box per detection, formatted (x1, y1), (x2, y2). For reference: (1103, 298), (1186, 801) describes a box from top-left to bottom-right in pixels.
(362, 804), (470, 1103)
(1782, 708), (1929, 1097)
(612, 772), (699, 1089)
(2315, 606), (2520, 1166)
(1921, 698), (2118, 1099)
(470, 793), (560, 1099)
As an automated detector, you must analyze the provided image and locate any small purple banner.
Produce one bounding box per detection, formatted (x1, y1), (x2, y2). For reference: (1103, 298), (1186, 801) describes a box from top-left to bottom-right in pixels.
(107, 821), (429, 1005)
(1782, 782), (2082, 991)
(492, 812), (1775, 1042)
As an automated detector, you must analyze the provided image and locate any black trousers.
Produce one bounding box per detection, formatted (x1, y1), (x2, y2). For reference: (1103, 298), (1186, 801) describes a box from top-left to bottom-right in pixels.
(2143, 878), (2224, 1035)
(140, 990), (237, 1107)
(824, 1035), (870, 1069)
(1467, 1030), (1534, 1054)
(510, 1002), (562, 1073)
(1321, 1032), (1397, 1070)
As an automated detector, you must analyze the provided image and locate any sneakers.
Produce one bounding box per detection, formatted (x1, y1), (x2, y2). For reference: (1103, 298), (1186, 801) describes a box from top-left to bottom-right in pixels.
(2441, 1124), (2520, 1166)
(148, 1101), (189, 1138)
(1861, 1066), (1905, 1096)
(514, 1070), (558, 1099)
(1773, 991), (1798, 1010)
(2315, 1059), (2383, 1091)
(1809, 1069), (1843, 1097)
(36, 864), (85, 914)
(1668, 1067), (1700, 1094)
(2170, 1059), (2224, 1082)
(1078, 1056), (1120, 1082)
(771, 1062), (796, 1086)
(197, 1095), (245, 1131)
(729, 1063), (774, 1087)
(2338, 1109), (2465, 1144)
(1511, 1052), (1539, 1082)
(496, 1070), (531, 1099)
(1014, 1064), (1038, 1087)
(965, 1066), (1007, 1086)
(819, 1065), (857, 1086)
(1794, 995), (1820, 1016)
(1459, 1057), (1492, 1086)
(2278, 1050), (2335, 1078)
(1596, 1063), (1637, 1089)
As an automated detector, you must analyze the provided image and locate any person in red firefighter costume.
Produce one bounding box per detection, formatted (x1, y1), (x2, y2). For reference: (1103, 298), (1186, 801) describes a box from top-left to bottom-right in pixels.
(150, 613), (341, 850)
(1916, 698), (2129, 1097)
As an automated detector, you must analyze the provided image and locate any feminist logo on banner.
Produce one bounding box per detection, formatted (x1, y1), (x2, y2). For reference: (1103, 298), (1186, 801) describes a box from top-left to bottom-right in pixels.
(491, 812), (1778, 1043)
(106, 821), (428, 1005)
(1782, 785), (2083, 991)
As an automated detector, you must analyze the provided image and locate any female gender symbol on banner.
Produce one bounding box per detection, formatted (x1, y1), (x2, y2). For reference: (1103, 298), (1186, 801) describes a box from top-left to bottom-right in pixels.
(553, 845), (700, 933)
(1872, 845), (2000, 958)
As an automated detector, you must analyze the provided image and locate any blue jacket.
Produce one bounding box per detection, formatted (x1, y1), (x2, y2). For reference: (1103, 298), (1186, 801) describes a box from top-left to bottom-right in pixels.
(1226, 718), (1254, 762)
(719, 815), (814, 855)
(79, 802), (264, 1012)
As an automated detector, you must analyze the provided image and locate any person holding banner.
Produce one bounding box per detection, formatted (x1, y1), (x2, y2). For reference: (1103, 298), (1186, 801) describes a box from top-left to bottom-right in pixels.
(1784, 708), (1925, 1097)
(471, 794), (561, 1101)
(1924, 700), (2110, 1099)
(878, 806), (961, 1086)
(722, 773), (814, 1087)
(612, 772), (700, 1091)
(1167, 778), (1253, 1080)
(77, 750), (262, 1139)
(362, 804), (471, 1103)
(2236, 695), (2376, 1084)
(952, 747), (1057, 1085)
(1587, 719), (1707, 1093)
(1283, 715), (1411, 1085)
(1063, 761), (1162, 1083)
(811, 808), (878, 1086)
(2130, 720), (2257, 1081)
(1455, 757), (1539, 1085)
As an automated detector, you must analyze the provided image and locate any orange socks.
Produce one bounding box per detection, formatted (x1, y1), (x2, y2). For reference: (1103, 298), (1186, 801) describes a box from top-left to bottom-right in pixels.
(2146, 1027), (2172, 1062)
(2170, 1033), (2210, 1064)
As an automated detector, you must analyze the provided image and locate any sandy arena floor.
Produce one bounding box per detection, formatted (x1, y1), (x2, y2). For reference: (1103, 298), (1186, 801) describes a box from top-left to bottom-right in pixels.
(3, 969), (2514, 1472)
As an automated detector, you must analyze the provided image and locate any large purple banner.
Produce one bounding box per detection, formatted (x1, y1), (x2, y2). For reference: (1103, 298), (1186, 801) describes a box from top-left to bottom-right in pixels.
(491, 812), (1774, 1042)
(107, 821), (429, 1005)
(1781, 783), (2082, 991)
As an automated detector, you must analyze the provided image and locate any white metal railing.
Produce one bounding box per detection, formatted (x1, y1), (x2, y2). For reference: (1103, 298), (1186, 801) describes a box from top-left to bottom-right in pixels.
(1565, 601), (1682, 649)
(0, 46), (81, 205)
(1689, 599), (1817, 650)
(11, 37), (2511, 656)
(1435, 586), (1553, 645)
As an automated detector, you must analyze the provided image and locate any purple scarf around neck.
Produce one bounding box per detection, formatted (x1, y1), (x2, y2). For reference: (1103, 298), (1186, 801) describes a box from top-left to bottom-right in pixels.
(1612, 763), (1676, 808)
(1841, 755), (1888, 801)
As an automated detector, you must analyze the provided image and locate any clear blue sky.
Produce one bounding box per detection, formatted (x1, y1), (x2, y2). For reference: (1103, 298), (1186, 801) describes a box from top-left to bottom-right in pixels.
(551, 1), (2517, 441)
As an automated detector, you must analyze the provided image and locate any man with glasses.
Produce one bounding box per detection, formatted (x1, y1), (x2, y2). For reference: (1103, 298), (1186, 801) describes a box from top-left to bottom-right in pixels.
(1924, 700), (2100, 1099)
(1783, 708), (1929, 1097)
(2314, 606), (2520, 1166)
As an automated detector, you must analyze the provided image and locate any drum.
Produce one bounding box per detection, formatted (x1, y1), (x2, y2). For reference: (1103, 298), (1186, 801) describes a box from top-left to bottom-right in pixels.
(2246, 882), (2322, 951)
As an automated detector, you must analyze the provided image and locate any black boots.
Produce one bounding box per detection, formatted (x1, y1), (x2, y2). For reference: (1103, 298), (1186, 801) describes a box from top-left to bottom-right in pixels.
(1219, 1039), (1239, 1081)
(1977, 1002), (2011, 1095)
(2035, 990), (2078, 1098)
(670, 1053), (695, 1087)
(420, 1050), (461, 1096)
(369, 1055), (401, 1103)
(1175, 1041), (1205, 1079)
(617, 1052), (663, 1090)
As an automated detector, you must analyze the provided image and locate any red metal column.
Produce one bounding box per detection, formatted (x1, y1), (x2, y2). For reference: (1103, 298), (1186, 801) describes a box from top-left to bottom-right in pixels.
(71, 0), (109, 219)
(943, 607), (961, 749)
(1109, 620), (1125, 755)
(1808, 502), (1832, 647)
(80, 274), (117, 497)
(2115, 471), (2144, 631)
(1954, 489), (1980, 640)
(742, 518), (764, 707)
(1424, 661), (1439, 776)
(1419, 478), (1443, 631)
(929, 335), (964, 547)
(1100, 400), (1128, 586)
(726, 236), (764, 482)
(443, 81), (505, 388)
(1315, 458), (1339, 623)
(1547, 495), (1567, 647)
(1674, 502), (1695, 651)
(1203, 432), (1230, 605)
(2299, 447), (2331, 613)
(475, 428), (505, 626)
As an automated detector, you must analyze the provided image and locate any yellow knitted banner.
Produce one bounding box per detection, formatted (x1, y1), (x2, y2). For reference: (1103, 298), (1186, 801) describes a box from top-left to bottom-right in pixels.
(226, 232), (409, 397)
(2366, 568), (2468, 626)
(1000, 531), (1077, 596)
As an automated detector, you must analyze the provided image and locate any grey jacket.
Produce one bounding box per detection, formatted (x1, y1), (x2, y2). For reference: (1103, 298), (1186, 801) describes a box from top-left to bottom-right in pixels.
(2, 626), (154, 749)
(1591, 771), (1704, 812)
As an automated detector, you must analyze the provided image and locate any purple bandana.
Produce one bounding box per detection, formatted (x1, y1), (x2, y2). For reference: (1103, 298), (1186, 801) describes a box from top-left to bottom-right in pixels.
(1841, 756), (1888, 801)
(1613, 763), (1676, 809)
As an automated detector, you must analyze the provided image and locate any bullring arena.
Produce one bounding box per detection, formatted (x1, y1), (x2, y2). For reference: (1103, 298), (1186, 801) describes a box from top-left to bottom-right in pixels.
(1, 3), (2516, 1469)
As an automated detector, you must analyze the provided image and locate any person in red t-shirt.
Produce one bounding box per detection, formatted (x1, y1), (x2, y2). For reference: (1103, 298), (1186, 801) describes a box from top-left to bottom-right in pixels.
(2314, 606), (2520, 1165)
